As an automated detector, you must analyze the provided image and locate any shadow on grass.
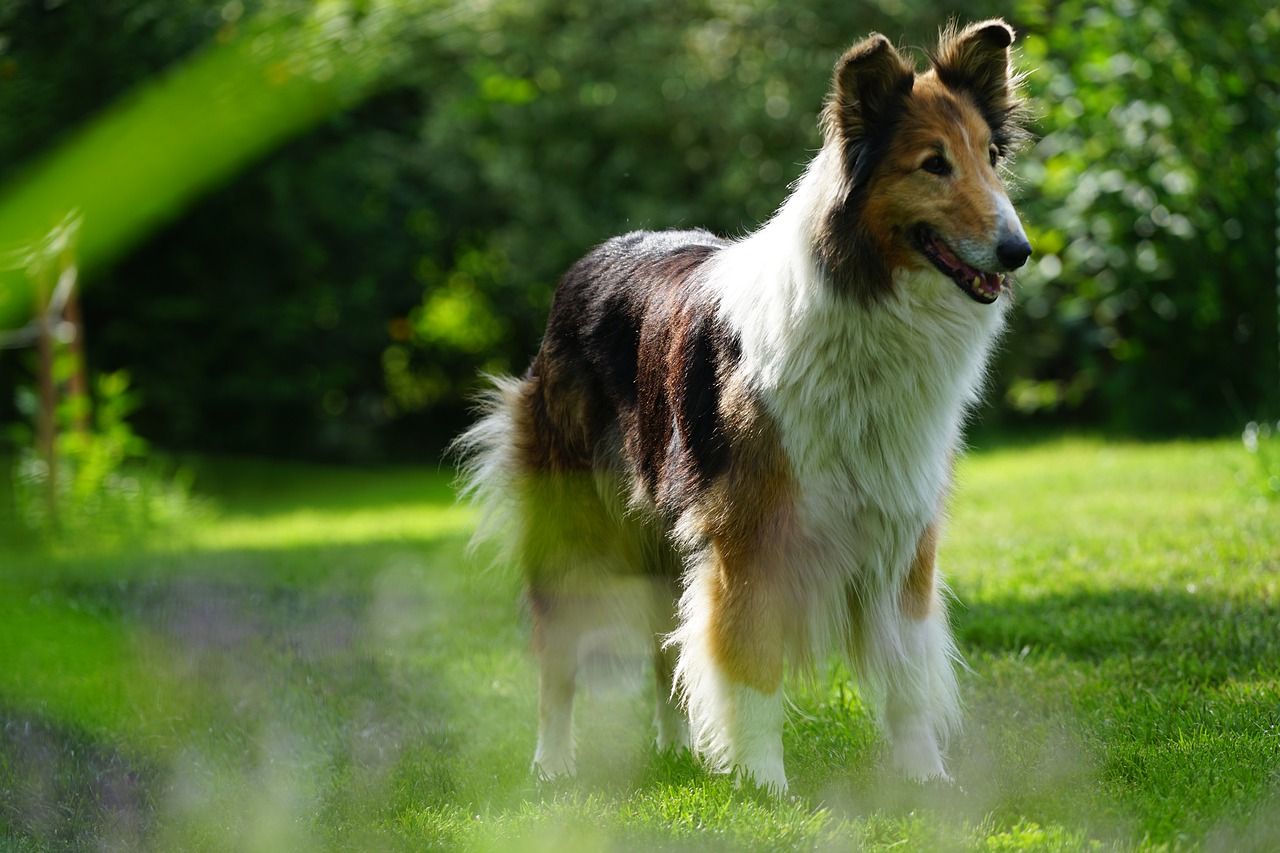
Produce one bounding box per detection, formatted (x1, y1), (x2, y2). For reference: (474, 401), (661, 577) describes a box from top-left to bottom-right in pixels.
(955, 587), (1280, 681)
(180, 455), (459, 514)
(0, 713), (150, 850)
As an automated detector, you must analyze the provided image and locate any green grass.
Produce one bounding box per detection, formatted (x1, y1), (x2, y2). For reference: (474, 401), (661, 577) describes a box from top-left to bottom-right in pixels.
(2, 438), (1278, 850)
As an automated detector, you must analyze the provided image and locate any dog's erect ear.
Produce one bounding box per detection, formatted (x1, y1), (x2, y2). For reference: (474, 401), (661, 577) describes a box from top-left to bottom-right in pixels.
(932, 19), (1027, 148)
(817, 35), (914, 302)
(825, 34), (915, 150)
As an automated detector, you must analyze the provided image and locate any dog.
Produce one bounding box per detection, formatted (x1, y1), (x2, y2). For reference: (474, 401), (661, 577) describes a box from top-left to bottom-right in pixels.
(455, 19), (1031, 792)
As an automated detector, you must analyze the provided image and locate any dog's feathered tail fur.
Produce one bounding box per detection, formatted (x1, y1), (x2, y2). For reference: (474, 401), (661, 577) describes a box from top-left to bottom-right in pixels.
(451, 374), (525, 562)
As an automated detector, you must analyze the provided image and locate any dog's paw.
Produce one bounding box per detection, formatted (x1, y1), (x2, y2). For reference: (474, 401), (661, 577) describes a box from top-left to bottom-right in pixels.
(731, 764), (789, 797)
(531, 753), (576, 783)
(655, 719), (691, 753)
(889, 732), (950, 784)
(903, 765), (954, 786)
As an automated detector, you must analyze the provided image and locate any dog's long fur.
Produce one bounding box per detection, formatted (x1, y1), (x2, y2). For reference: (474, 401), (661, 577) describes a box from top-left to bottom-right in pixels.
(454, 20), (1031, 791)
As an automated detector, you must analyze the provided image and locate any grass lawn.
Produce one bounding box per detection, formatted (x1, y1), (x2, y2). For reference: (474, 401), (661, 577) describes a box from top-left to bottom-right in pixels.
(1, 438), (1278, 850)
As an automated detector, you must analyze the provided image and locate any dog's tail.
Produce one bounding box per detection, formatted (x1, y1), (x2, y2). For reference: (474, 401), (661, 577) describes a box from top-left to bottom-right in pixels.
(449, 373), (525, 561)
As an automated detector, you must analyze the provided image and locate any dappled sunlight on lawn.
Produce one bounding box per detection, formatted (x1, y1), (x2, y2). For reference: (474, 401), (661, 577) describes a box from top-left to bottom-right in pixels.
(187, 502), (475, 551)
(174, 458), (475, 551)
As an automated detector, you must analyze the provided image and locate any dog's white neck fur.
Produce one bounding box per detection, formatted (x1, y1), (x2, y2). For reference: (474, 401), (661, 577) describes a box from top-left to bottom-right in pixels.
(710, 147), (1007, 522)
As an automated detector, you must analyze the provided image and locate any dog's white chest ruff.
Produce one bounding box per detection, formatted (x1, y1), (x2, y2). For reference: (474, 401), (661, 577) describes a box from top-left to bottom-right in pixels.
(725, 261), (1007, 549)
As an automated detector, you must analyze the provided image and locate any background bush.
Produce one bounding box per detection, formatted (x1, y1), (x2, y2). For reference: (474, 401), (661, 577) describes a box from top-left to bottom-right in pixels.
(0, 0), (1274, 460)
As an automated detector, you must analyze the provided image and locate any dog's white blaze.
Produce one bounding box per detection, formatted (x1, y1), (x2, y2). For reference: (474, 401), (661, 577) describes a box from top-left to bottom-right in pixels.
(678, 145), (1007, 787)
(990, 188), (1027, 258)
(954, 187), (1025, 271)
(991, 188), (1021, 239)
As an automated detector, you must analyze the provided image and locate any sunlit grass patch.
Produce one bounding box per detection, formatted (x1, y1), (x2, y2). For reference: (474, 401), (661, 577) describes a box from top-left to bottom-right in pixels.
(189, 503), (474, 552)
(1, 438), (1278, 850)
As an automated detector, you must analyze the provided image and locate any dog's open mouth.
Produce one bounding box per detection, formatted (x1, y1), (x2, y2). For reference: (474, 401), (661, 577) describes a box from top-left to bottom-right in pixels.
(912, 226), (1004, 304)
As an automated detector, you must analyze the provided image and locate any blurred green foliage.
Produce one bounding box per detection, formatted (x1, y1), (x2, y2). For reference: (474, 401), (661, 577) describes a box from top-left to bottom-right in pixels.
(1006, 0), (1279, 433)
(0, 0), (1275, 459)
(1241, 420), (1280, 500)
(9, 367), (202, 546)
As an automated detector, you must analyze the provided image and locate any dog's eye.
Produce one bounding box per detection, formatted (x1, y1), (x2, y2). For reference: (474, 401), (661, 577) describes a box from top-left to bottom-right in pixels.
(921, 155), (951, 176)
(989, 145), (1000, 167)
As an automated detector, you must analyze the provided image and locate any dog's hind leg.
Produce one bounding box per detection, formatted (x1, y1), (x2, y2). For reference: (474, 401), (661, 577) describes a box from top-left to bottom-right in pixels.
(522, 481), (618, 781)
(529, 588), (581, 779)
(653, 632), (689, 751)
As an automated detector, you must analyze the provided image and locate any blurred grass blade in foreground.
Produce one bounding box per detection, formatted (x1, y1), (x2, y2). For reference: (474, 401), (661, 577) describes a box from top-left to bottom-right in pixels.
(0, 1), (458, 330)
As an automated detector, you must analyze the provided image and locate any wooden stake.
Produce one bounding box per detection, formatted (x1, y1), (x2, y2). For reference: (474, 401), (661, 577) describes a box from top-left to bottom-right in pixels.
(34, 268), (57, 527)
(64, 283), (89, 436)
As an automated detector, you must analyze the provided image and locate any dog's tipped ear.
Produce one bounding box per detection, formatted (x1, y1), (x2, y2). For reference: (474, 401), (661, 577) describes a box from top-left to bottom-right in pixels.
(933, 20), (1022, 128)
(933, 19), (1029, 148)
(826, 34), (915, 146)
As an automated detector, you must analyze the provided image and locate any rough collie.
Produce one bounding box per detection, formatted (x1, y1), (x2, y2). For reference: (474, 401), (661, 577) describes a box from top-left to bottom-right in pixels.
(456, 19), (1031, 792)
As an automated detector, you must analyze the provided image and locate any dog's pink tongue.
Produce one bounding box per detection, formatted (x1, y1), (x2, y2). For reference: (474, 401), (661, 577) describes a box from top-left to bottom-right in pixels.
(983, 272), (1001, 291)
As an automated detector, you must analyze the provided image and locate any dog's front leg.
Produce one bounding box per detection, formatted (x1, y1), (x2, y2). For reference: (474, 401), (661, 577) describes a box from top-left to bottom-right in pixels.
(882, 520), (960, 782)
(671, 545), (788, 793)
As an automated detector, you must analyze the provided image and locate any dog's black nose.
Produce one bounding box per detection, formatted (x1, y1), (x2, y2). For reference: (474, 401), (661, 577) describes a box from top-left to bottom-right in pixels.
(997, 234), (1033, 270)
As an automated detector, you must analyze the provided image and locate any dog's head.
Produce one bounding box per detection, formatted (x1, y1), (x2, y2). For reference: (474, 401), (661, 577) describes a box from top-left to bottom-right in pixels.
(816, 20), (1031, 304)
